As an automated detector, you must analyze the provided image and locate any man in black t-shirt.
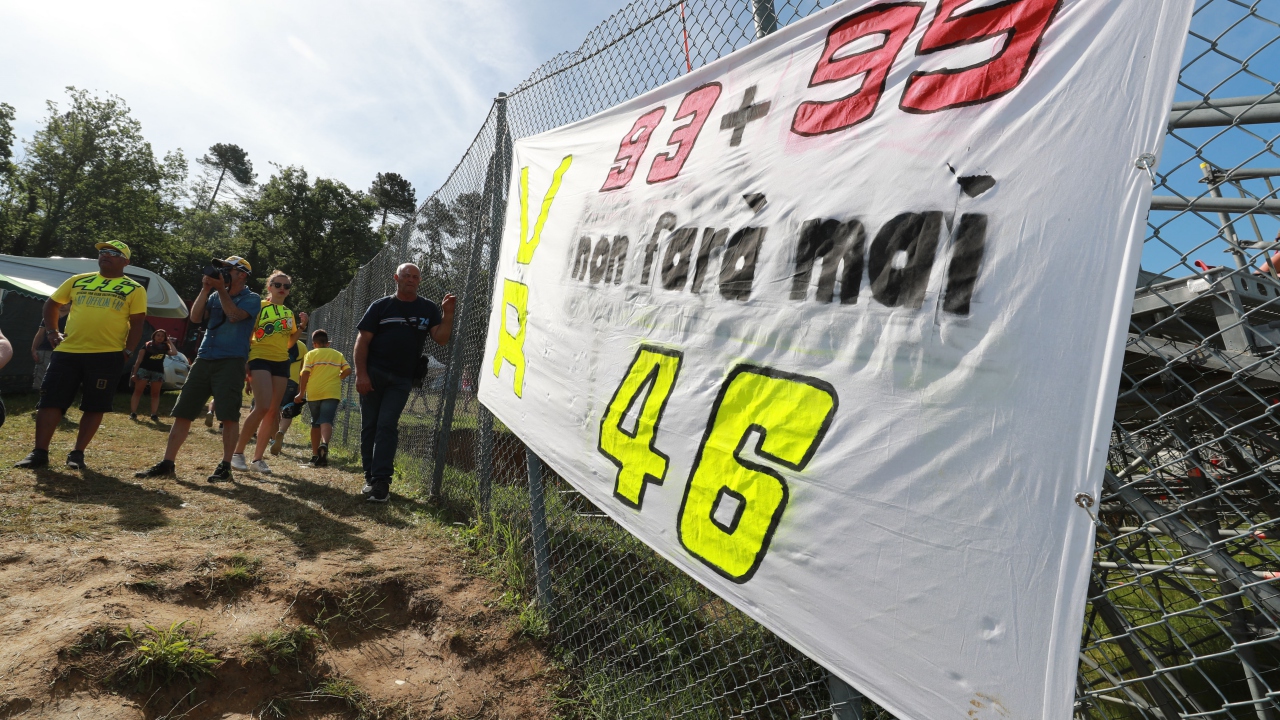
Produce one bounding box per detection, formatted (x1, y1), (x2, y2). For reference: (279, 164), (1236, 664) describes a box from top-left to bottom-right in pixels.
(353, 262), (455, 502)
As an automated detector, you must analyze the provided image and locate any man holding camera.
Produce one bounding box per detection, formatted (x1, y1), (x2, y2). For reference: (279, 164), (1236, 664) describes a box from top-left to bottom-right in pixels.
(135, 256), (260, 482)
(15, 240), (147, 470)
(353, 262), (454, 502)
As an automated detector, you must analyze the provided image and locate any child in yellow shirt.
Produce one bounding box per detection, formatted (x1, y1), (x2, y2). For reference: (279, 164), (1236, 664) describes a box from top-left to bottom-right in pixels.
(294, 329), (351, 467)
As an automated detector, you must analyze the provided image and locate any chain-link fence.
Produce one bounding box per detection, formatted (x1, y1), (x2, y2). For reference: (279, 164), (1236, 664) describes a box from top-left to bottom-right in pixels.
(309, 0), (1280, 717)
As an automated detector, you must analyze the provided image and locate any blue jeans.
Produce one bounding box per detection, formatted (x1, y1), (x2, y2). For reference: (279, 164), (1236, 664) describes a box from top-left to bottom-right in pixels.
(359, 366), (412, 484)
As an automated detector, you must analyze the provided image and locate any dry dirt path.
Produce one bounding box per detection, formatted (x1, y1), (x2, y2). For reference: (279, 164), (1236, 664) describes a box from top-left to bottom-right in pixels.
(0, 393), (554, 719)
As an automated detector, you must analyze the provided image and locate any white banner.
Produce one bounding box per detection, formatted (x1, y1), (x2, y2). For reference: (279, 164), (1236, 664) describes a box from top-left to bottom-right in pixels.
(478, 1), (1190, 718)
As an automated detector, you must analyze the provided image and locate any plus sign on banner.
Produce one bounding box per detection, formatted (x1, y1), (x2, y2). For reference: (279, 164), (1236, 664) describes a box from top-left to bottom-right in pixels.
(478, 1), (1192, 718)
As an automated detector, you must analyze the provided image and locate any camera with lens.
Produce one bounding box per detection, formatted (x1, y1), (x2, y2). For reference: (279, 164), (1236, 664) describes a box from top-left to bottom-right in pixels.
(202, 264), (233, 285)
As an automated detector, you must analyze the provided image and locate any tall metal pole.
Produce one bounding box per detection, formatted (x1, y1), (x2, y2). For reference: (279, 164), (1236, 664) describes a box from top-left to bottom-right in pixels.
(431, 95), (511, 500)
(477, 95), (512, 514)
(527, 450), (554, 609)
(828, 673), (864, 720)
(751, 0), (777, 38)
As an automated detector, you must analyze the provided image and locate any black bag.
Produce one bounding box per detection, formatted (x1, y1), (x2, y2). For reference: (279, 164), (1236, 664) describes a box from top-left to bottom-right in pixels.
(413, 353), (433, 383)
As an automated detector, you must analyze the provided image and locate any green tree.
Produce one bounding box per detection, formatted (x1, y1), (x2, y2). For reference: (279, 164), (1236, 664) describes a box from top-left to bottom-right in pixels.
(368, 171), (417, 229)
(0, 87), (187, 263)
(0, 103), (19, 242)
(240, 165), (382, 310)
(0, 102), (15, 171)
(197, 143), (255, 209)
(415, 196), (456, 282)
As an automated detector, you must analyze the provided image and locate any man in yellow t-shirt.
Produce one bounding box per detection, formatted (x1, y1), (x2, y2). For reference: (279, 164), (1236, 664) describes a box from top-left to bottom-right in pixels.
(16, 240), (147, 470)
(294, 329), (351, 467)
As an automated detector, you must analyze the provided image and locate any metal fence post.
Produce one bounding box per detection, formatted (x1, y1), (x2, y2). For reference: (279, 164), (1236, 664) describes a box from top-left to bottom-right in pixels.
(431, 95), (512, 500)
(527, 450), (553, 609)
(477, 98), (512, 514)
(477, 408), (494, 514)
(828, 673), (863, 720)
(751, 0), (777, 38)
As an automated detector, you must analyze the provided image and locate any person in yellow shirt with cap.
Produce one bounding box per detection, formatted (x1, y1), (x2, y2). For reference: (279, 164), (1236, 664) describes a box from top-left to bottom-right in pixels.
(16, 240), (147, 470)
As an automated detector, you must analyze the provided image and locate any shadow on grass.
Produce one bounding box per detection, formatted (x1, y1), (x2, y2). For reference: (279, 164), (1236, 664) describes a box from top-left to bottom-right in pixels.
(269, 467), (452, 531)
(175, 477), (377, 558)
(28, 467), (185, 532)
(126, 415), (174, 432)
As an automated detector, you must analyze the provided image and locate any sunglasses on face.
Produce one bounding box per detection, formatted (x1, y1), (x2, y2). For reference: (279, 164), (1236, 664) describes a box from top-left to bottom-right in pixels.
(99, 249), (125, 258)
(272, 282), (292, 290)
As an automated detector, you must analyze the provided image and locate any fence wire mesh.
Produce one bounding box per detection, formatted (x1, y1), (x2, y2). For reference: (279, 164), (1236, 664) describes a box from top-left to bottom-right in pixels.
(308, 0), (1280, 717)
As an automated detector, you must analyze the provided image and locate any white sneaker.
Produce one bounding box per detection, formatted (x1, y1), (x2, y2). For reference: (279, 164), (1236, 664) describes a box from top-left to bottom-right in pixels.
(250, 459), (271, 474)
(361, 482), (374, 494)
(230, 453), (248, 471)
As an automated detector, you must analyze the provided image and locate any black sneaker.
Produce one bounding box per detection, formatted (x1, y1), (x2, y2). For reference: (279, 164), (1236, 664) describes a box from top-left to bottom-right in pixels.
(130, 412), (138, 420)
(15, 449), (48, 469)
(317, 444), (329, 468)
(135, 460), (175, 478)
(150, 414), (160, 422)
(207, 460), (232, 483)
(306, 455), (320, 467)
(367, 483), (390, 503)
(66, 450), (87, 470)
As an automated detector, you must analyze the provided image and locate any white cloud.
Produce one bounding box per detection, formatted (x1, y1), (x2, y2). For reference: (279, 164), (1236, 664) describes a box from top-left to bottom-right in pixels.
(0, 0), (623, 201)
(286, 35), (329, 72)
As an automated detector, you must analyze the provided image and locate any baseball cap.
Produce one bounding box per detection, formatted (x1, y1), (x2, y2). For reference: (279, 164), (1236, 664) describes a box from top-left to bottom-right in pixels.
(94, 240), (131, 259)
(213, 255), (253, 274)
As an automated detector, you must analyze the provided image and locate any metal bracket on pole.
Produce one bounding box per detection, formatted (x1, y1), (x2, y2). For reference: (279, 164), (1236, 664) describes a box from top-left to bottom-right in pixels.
(527, 450), (554, 610)
(828, 672), (863, 720)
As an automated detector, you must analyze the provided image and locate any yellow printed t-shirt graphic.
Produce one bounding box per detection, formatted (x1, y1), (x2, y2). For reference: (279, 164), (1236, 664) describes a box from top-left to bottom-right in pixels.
(51, 273), (147, 354)
(301, 347), (350, 401)
(248, 302), (296, 362)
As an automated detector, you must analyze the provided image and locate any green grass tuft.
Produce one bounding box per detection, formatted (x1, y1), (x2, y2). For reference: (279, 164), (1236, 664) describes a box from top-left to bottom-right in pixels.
(209, 552), (263, 596)
(246, 625), (321, 672)
(112, 620), (221, 690)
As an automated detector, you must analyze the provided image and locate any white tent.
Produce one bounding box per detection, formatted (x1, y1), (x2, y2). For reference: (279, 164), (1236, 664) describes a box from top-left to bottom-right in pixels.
(0, 254), (188, 319)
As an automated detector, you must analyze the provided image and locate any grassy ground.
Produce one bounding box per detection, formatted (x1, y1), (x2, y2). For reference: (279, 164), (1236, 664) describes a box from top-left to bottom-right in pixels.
(0, 390), (447, 548)
(0, 390), (555, 719)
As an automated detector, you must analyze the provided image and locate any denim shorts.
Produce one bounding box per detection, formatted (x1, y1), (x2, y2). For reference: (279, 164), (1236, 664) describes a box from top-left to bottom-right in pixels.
(135, 368), (165, 384)
(308, 398), (340, 427)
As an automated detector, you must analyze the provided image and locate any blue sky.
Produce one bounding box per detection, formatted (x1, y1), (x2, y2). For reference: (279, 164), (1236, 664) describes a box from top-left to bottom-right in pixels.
(0, 0), (625, 201)
(1143, 0), (1280, 279)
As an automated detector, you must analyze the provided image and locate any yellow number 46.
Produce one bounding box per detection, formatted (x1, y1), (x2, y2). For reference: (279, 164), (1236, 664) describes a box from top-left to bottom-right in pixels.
(678, 366), (837, 583)
(599, 346), (684, 508)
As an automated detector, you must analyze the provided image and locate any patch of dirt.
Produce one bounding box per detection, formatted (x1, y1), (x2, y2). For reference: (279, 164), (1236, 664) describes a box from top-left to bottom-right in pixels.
(0, 394), (555, 719)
